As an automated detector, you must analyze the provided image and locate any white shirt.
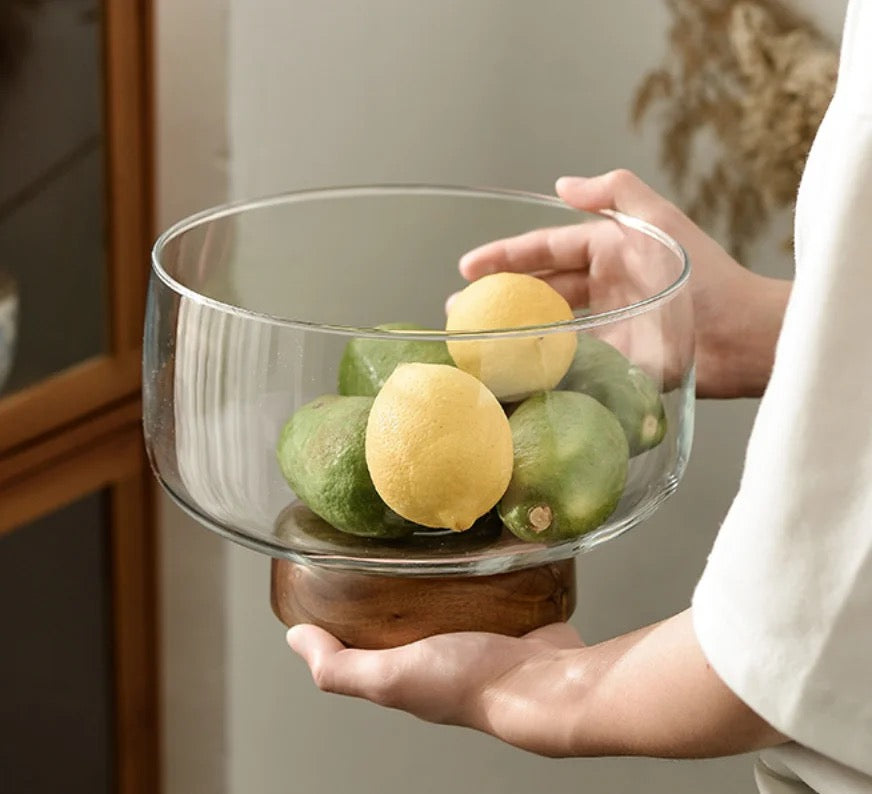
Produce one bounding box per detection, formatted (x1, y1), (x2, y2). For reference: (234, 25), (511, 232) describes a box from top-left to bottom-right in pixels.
(691, 1), (872, 792)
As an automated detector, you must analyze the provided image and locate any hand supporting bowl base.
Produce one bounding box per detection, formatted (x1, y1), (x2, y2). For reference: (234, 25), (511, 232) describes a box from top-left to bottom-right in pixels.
(144, 185), (695, 649)
(270, 558), (577, 650)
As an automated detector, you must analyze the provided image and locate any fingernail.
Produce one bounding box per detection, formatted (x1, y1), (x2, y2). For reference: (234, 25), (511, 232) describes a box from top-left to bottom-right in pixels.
(556, 176), (587, 192)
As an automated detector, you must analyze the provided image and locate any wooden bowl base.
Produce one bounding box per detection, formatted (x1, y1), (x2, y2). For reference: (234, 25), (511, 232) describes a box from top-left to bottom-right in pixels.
(270, 558), (576, 649)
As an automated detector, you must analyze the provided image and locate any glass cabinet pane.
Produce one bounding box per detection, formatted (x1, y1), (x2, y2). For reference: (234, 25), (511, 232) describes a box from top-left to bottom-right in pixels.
(0, 0), (107, 397)
(0, 491), (113, 794)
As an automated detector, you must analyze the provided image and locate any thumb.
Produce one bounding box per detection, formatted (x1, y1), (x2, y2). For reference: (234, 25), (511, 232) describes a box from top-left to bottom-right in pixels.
(555, 169), (670, 220)
(523, 622), (585, 649)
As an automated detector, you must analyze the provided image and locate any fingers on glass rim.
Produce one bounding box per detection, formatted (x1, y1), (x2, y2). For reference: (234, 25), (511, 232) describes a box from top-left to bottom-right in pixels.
(459, 224), (595, 280)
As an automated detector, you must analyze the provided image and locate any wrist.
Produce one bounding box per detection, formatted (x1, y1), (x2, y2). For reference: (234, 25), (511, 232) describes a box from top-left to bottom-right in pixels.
(474, 647), (592, 758)
(475, 611), (786, 760)
(700, 273), (791, 399)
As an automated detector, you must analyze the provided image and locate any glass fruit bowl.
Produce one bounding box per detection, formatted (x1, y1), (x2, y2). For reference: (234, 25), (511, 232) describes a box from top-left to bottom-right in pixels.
(143, 185), (694, 584)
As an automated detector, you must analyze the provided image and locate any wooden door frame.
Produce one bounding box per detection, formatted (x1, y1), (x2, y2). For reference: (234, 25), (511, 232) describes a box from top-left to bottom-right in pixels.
(0, 411), (160, 794)
(0, 0), (153, 456)
(0, 2), (159, 791)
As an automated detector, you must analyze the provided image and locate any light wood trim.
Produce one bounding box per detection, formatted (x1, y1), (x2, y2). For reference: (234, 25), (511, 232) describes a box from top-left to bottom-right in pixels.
(103, 0), (154, 355)
(0, 429), (161, 793)
(110, 457), (160, 794)
(0, 0), (154, 454)
(0, 353), (140, 456)
(0, 0), (154, 455)
(0, 426), (141, 535)
(0, 3), (160, 791)
(0, 397), (142, 488)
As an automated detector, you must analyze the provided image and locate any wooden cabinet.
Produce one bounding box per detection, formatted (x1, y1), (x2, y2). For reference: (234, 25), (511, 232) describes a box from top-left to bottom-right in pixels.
(0, 2), (157, 793)
(0, 0), (151, 453)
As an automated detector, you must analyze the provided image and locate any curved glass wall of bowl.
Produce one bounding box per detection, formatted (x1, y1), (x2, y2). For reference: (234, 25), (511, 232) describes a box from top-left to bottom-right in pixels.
(143, 186), (694, 577)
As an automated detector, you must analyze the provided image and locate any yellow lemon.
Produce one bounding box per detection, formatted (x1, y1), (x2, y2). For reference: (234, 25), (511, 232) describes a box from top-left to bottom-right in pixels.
(446, 272), (578, 401)
(365, 362), (513, 531)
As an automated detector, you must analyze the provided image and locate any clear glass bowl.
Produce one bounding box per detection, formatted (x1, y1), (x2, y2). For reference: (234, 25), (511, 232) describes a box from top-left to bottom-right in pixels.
(143, 185), (694, 576)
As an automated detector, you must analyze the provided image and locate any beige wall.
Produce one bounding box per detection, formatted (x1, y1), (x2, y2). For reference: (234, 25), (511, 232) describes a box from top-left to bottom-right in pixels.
(155, 1), (228, 793)
(157, 1), (849, 792)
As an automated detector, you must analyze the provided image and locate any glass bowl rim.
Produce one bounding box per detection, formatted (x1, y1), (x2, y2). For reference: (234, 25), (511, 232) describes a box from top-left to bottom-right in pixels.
(150, 183), (691, 340)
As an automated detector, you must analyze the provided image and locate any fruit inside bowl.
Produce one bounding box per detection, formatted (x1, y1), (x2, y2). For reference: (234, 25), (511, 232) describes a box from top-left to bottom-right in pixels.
(277, 270), (658, 550)
(144, 185), (694, 579)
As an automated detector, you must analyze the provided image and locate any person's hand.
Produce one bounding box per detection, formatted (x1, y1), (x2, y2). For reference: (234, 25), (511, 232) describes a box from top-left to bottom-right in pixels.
(458, 171), (791, 399)
(287, 610), (787, 759)
(287, 622), (586, 757)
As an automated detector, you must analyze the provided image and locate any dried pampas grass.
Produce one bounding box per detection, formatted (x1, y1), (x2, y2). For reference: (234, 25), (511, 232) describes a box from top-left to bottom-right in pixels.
(633, 0), (838, 259)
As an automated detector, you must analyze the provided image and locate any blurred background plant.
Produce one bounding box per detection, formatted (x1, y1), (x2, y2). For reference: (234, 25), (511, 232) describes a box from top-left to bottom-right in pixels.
(633, 0), (838, 259)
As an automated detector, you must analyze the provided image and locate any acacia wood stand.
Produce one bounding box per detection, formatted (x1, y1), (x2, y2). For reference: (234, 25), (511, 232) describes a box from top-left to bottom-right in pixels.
(270, 557), (577, 649)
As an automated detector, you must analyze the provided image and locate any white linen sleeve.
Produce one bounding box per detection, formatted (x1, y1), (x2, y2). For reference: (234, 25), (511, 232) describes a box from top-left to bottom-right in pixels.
(691, 50), (872, 777)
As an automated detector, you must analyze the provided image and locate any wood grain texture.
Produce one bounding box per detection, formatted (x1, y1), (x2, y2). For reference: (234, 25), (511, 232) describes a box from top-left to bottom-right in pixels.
(109, 456), (160, 794)
(0, 425), (142, 535)
(271, 558), (576, 650)
(0, 1), (159, 791)
(0, 395), (141, 488)
(0, 0), (153, 455)
(0, 425), (160, 793)
(103, 0), (154, 355)
(0, 353), (140, 455)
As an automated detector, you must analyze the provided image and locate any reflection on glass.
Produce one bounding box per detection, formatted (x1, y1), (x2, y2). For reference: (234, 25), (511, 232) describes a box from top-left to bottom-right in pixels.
(0, 0), (106, 396)
(0, 269), (17, 392)
(144, 187), (695, 577)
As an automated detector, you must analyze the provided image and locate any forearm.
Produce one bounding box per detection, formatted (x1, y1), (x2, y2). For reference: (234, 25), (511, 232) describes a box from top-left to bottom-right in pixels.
(699, 274), (792, 399)
(478, 609), (787, 759)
